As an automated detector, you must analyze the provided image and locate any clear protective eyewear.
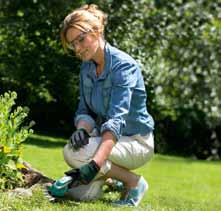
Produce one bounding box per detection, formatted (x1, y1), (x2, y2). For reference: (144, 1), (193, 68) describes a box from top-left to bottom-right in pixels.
(67, 30), (90, 50)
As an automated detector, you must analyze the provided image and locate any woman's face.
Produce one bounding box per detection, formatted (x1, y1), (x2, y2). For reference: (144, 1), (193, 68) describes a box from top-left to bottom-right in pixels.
(66, 27), (99, 61)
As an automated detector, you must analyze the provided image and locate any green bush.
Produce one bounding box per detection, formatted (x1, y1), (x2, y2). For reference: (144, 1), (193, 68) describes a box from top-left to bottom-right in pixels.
(141, 0), (221, 159)
(0, 0), (83, 134)
(0, 91), (33, 190)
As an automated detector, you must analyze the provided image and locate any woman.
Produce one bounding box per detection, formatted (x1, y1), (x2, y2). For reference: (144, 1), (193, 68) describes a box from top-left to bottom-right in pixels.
(61, 4), (154, 207)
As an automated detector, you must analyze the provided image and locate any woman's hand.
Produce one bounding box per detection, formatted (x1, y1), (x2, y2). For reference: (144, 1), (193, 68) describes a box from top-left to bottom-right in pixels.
(70, 128), (90, 150)
(65, 160), (100, 185)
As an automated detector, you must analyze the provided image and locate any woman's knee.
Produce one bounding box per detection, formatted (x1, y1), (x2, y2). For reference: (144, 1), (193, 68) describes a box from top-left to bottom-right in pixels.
(108, 135), (154, 170)
(63, 137), (102, 168)
(63, 144), (86, 168)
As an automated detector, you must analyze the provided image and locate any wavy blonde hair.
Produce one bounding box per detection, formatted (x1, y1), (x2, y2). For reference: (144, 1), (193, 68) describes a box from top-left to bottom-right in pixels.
(61, 4), (107, 51)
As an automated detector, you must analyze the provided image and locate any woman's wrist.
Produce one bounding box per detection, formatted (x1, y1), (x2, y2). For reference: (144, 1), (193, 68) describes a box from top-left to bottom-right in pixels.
(77, 120), (93, 133)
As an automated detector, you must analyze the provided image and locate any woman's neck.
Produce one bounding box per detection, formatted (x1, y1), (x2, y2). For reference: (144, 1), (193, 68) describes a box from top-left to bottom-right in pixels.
(92, 39), (105, 74)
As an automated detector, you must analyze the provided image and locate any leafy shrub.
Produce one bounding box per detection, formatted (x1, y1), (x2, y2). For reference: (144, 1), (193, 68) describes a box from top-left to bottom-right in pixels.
(142, 0), (221, 159)
(0, 91), (33, 190)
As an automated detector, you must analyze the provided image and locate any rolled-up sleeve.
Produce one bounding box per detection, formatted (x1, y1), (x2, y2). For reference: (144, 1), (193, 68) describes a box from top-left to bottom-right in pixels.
(74, 114), (95, 129)
(74, 67), (95, 129)
(100, 61), (137, 140)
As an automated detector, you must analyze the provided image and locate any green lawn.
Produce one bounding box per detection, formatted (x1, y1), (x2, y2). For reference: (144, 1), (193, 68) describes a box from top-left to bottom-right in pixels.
(1, 134), (221, 211)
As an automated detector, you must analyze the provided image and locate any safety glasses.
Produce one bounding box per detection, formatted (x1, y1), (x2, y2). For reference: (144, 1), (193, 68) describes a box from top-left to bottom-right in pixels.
(67, 30), (90, 50)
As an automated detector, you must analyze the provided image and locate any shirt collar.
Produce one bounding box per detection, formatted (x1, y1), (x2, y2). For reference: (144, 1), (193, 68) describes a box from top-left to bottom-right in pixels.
(87, 42), (112, 80)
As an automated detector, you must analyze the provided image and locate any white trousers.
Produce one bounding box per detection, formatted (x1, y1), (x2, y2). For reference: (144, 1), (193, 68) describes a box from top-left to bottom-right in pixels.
(63, 133), (154, 201)
(63, 133), (154, 176)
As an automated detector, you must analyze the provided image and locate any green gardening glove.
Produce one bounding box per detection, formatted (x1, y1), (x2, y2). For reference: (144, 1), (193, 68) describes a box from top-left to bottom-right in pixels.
(65, 160), (100, 185)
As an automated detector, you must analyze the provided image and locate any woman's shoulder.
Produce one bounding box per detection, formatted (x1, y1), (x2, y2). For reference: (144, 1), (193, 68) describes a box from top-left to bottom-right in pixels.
(105, 44), (142, 86)
(107, 44), (139, 69)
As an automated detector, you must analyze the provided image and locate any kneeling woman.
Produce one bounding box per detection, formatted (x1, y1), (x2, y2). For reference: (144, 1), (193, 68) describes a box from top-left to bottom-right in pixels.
(61, 4), (154, 207)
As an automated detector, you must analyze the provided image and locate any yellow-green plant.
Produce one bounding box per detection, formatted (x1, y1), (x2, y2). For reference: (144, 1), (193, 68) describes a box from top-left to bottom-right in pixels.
(0, 91), (34, 190)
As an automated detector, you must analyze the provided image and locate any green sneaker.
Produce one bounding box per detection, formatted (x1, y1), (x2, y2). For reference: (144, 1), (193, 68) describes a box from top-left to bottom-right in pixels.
(112, 176), (148, 207)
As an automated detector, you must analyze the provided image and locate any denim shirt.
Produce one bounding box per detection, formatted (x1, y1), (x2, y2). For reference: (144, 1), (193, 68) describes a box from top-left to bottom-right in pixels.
(74, 43), (154, 141)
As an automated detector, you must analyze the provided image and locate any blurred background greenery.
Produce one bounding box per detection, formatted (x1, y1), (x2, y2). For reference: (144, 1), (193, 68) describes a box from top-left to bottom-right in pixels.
(1, 0), (221, 159)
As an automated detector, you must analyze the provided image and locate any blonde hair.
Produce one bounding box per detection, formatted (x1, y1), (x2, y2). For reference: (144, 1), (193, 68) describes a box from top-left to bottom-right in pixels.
(61, 4), (107, 51)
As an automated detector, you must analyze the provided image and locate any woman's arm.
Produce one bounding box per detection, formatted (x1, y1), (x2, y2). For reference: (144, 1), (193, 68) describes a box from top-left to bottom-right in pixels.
(74, 67), (96, 133)
(76, 119), (94, 133)
(93, 131), (116, 167)
(93, 61), (138, 167)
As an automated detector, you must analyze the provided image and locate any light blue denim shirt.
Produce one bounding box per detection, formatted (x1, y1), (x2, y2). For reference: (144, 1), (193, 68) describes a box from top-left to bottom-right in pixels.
(74, 43), (154, 141)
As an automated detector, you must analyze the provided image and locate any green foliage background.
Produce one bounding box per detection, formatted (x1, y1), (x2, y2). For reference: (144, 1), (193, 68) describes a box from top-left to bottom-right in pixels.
(1, 0), (221, 159)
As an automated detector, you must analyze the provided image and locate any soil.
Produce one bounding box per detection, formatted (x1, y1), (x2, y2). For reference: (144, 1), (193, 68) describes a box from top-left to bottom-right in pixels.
(20, 161), (54, 188)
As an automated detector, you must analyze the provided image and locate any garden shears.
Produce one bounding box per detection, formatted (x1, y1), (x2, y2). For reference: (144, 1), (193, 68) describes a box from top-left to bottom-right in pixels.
(43, 169), (81, 202)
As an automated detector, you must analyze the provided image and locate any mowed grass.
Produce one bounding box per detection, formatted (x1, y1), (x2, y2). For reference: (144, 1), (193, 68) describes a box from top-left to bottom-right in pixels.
(1, 133), (221, 211)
